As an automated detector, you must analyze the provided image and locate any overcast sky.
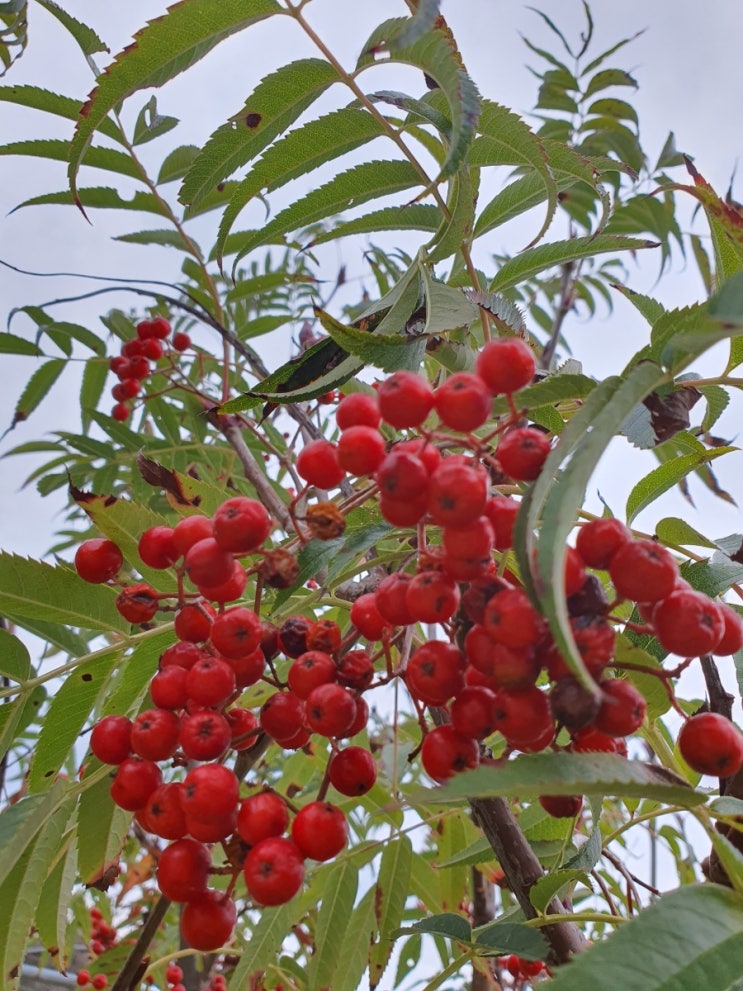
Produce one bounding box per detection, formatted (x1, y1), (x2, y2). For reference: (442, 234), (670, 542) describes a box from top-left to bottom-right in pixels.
(1, 0), (742, 561)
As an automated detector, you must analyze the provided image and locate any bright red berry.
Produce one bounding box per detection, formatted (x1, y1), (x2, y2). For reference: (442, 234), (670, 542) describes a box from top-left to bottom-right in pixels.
(180, 891), (236, 951)
(90, 715), (132, 765)
(336, 392), (381, 430)
(497, 427), (551, 481)
(420, 725), (479, 782)
(434, 372), (491, 432)
(138, 526), (180, 569)
(75, 539), (123, 584)
(292, 801), (348, 861)
(336, 425), (387, 476)
(213, 496), (272, 554)
(328, 746), (377, 796)
(476, 337), (536, 395)
(575, 517), (632, 570)
(296, 439), (346, 489)
(377, 371), (434, 429)
(652, 588), (725, 656)
(609, 539), (679, 603)
(243, 837), (305, 905)
(172, 332), (191, 351)
(678, 712), (743, 777)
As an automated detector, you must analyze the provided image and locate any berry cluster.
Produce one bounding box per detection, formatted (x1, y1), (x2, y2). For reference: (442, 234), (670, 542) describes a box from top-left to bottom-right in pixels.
(74, 333), (743, 954)
(107, 316), (191, 422)
(163, 962), (226, 991)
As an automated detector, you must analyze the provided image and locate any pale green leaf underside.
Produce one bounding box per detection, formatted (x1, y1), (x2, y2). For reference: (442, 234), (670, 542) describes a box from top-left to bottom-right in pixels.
(216, 106), (386, 266)
(547, 885), (743, 991)
(626, 447), (736, 523)
(179, 57), (338, 211)
(231, 159), (421, 266)
(0, 553), (128, 633)
(415, 753), (703, 807)
(69, 0), (282, 202)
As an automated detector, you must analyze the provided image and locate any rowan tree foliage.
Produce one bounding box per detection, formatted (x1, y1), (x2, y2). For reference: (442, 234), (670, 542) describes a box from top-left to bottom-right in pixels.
(2, 3), (743, 991)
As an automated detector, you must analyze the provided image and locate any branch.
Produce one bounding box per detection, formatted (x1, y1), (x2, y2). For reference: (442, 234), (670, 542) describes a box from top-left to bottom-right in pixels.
(111, 894), (171, 991)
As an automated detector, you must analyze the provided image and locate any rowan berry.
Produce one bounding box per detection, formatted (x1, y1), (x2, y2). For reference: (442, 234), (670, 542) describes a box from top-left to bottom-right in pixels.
(130, 708), (180, 762)
(475, 337), (536, 395)
(497, 426), (551, 481)
(90, 715), (132, 765)
(405, 641), (466, 707)
(237, 792), (289, 846)
(116, 584), (159, 624)
(576, 517), (632, 569)
(336, 425), (386, 476)
(296, 438), (346, 489)
(174, 601), (215, 643)
(594, 679), (647, 737)
(678, 712), (743, 777)
(652, 588), (725, 656)
(180, 891), (236, 951)
(609, 539), (678, 603)
(377, 371), (434, 428)
(243, 837), (305, 906)
(210, 606), (262, 658)
(420, 725), (479, 782)
(538, 794), (584, 819)
(292, 801), (348, 861)
(336, 392), (381, 430)
(172, 332), (191, 351)
(434, 372), (491, 432)
(213, 496), (272, 554)
(328, 746), (377, 796)
(138, 526), (179, 569)
(185, 537), (234, 588)
(75, 539), (123, 584)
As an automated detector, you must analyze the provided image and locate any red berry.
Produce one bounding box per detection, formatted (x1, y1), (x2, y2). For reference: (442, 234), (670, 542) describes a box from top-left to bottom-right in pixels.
(75, 539), (123, 584)
(292, 801), (348, 861)
(174, 601), (215, 643)
(288, 651), (337, 700)
(148, 665), (189, 711)
(159, 640), (203, 670)
(210, 606), (262, 658)
(226, 706), (260, 750)
(243, 837), (305, 905)
(420, 725), (479, 782)
(336, 649), (374, 690)
(213, 496), (272, 554)
(76, 971), (91, 987)
(260, 691), (306, 743)
(405, 571), (461, 625)
(142, 782), (187, 840)
(483, 588), (544, 648)
(376, 450), (429, 502)
(122, 338), (144, 357)
(180, 891), (236, 951)
(609, 539), (679, 603)
(90, 715), (132, 765)
(172, 332), (191, 351)
(186, 657), (236, 707)
(336, 425), (387, 476)
(377, 371), (434, 429)
(179, 711), (232, 761)
(576, 517), (632, 570)
(379, 492), (429, 527)
(714, 604), (743, 656)
(652, 588), (725, 656)
(116, 584), (159, 624)
(405, 641), (466, 707)
(166, 965), (184, 985)
(678, 712), (743, 777)
(450, 686), (499, 740)
(328, 746), (377, 796)
(442, 516), (495, 560)
(491, 685), (554, 751)
(336, 392), (381, 430)
(141, 338), (164, 361)
(593, 679), (647, 737)
(224, 646), (266, 689)
(110, 757), (162, 811)
(237, 791), (289, 846)
(539, 794), (583, 819)
(350, 592), (391, 641)
(428, 458), (488, 527)
(197, 559), (248, 603)
(172, 515), (213, 555)
(157, 837), (211, 901)
(182, 764), (239, 823)
(476, 337), (536, 395)
(497, 427), (551, 481)
(136, 319), (157, 340)
(305, 683), (357, 737)
(434, 372), (491, 432)
(185, 537), (235, 588)
(138, 526), (179, 569)
(91, 977), (108, 990)
(130, 708), (180, 762)
(296, 439), (346, 489)
(374, 573), (415, 626)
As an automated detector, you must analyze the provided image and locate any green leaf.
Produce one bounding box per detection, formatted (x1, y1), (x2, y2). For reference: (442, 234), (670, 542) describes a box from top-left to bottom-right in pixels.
(76, 770), (132, 887)
(11, 358), (65, 428)
(14, 186), (166, 216)
(307, 860), (359, 991)
(470, 101), (556, 244)
(306, 203), (441, 248)
(626, 447), (735, 523)
(421, 276), (479, 336)
(426, 165), (475, 263)
(35, 840), (77, 959)
(473, 921), (549, 959)
(0, 628), (32, 682)
(115, 228), (198, 252)
(655, 517), (717, 549)
(399, 913), (472, 942)
(0, 686), (46, 764)
(529, 870), (592, 916)
(0, 795), (75, 986)
(0, 84), (122, 142)
(682, 555), (743, 598)
(132, 95), (178, 145)
(385, 0), (441, 49)
(0, 332), (42, 356)
(370, 836), (413, 987)
(157, 143), (200, 184)
(519, 362), (668, 690)
(584, 68), (638, 98)
(80, 358), (109, 432)
(0, 781), (67, 888)
(547, 884), (743, 991)
(69, 0), (281, 205)
(228, 902), (298, 989)
(414, 753), (703, 807)
(27, 646), (122, 793)
(0, 553), (128, 633)
(610, 282), (666, 325)
(216, 106), (385, 266)
(490, 235), (658, 293)
(231, 159), (421, 266)
(333, 888), (377, 991)
(0, 139), (140, 178)
(34, 0), (107, 58)
(180, 57), (338, 211)
(357, 18), (481, 181)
